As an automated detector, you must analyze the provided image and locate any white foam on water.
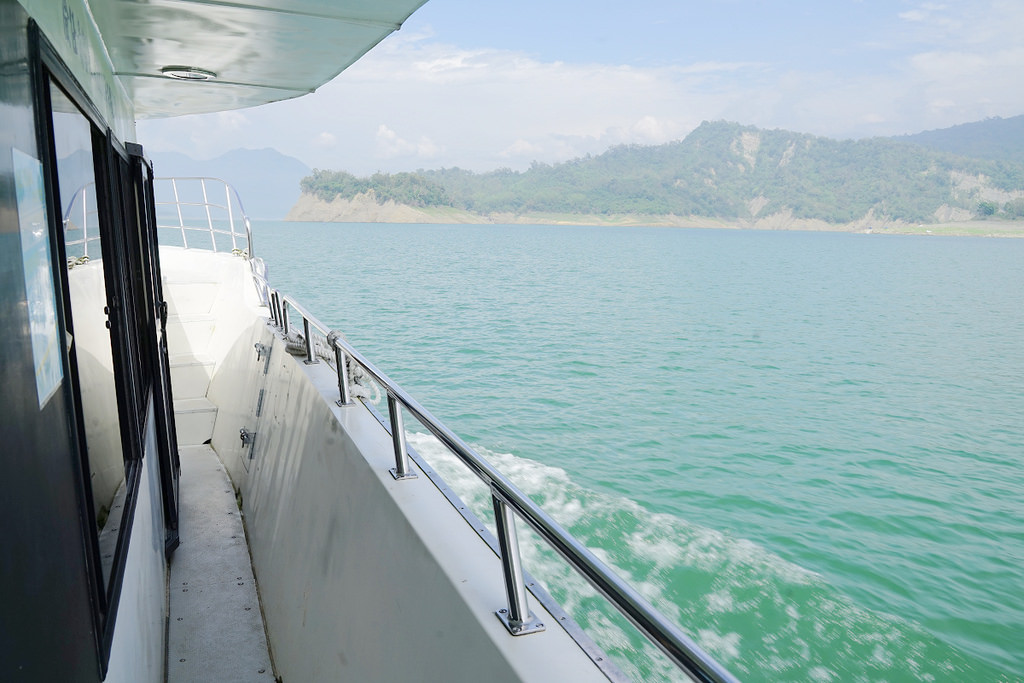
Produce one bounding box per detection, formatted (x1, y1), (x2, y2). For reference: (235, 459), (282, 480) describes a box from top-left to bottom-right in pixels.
(404, 431), (989, 681)
(808, 665), (836, 681)
(706, 590), (734, 614)
(697, 629), (742, 660)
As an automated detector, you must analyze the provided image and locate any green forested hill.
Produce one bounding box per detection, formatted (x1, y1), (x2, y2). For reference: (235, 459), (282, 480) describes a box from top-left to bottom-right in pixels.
(301, 121), (1024, 224)
(896, 115), (1024, 163)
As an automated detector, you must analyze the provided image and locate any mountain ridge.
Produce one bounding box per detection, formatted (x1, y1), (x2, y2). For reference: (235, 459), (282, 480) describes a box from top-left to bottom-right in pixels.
(895, 115), (1024, 163)
(290, 119), (1024, 230)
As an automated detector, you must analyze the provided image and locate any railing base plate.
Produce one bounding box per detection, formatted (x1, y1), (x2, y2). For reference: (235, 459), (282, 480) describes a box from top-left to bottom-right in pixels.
(389, 467), (418, 481)
(496, 609), (545, 636)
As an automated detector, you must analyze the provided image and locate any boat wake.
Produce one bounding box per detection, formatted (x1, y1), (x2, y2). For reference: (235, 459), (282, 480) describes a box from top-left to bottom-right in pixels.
(406, 431), (1009, 682)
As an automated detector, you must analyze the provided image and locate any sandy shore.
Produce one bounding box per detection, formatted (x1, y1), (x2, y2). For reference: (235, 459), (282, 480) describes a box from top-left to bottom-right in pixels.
(285, 193), (1024, 238)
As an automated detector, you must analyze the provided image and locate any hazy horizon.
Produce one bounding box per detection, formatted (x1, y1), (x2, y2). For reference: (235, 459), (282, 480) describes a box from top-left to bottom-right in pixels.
(139, 0), (1024, 175)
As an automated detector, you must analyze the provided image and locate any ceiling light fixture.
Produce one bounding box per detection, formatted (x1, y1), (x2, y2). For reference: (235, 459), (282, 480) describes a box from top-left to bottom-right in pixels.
(161, 66), (217, 81)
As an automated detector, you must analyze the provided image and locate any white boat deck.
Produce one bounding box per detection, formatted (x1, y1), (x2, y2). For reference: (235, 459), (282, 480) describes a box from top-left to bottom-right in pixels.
(156, 247), (625, 682)
(166, 445), (275, 682)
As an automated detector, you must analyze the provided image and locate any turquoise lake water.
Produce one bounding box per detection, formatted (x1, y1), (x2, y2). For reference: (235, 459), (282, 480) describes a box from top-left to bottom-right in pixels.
(254, 221), (1023, 682)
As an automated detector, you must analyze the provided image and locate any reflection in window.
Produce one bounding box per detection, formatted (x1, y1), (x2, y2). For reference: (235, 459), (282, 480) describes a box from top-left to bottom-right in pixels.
(50, 82), (125, 588)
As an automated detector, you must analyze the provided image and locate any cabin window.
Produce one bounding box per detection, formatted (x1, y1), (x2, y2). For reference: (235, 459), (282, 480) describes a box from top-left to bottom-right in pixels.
(39, 56), (154, 671)
(24, 16), (180, 676)
(49, 81), (130, 589)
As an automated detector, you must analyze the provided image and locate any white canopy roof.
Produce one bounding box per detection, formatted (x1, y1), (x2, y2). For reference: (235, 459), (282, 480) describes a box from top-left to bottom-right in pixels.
(88, 0), (428, 118)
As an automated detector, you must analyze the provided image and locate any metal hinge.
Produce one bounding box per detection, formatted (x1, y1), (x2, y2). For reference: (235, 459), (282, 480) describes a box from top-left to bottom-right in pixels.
(255, 342), (272, 374)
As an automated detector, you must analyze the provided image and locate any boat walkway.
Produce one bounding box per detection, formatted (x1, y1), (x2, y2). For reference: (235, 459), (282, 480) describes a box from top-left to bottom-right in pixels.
(166, 445), (275, 682)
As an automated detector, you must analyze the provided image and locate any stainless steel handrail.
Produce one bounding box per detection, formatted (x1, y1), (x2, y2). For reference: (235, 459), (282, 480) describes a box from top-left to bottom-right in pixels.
(271, 291), (738, 683)
(154, 177), (253, 256)
(150, 177), (734, 681)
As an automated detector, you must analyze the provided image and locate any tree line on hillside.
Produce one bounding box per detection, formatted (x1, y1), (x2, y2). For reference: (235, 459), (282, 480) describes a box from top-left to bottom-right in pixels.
(300, 170), (452, 208)
(896, 115), (1024, 164)
(301, 121), (1024, 224)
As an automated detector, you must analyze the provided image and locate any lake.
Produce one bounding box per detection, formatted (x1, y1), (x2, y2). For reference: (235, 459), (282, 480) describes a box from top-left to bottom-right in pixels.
(255, 221), (1023, 681)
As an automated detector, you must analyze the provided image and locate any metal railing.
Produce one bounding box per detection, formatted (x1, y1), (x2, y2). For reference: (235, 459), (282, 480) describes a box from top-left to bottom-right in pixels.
(154, 177), (253, 255)
(151, 176), (735, 682)
(267, 291), (738, 683)
(63, 177), (252, 263)
(62, 184), (101, 261)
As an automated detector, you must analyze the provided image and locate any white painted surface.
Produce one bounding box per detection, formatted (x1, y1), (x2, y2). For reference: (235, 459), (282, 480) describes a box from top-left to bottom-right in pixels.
(172, 398), (218, 446)
(208, 319), (274, 486)
(105, 406), (168, 683)
(166, 315), (216, 354)
(161, 247), (609, 682)
(169, 354), (215, 400)
(163, 281), (218, 316)
(162, 247), (267, 375)
(66, 262), (125, 517)
(210, 334), (609, 683)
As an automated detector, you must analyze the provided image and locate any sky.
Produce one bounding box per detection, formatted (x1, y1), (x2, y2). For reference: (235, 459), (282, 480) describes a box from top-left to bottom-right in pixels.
(137, 0), (1024, 175)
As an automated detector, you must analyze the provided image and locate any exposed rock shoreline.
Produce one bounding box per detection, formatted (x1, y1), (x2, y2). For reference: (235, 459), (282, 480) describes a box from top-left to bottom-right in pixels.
(285, 192), (1024, 237)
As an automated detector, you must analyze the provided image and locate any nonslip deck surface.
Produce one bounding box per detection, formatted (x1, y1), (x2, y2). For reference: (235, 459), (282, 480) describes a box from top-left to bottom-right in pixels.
(167, 445), (274, 682)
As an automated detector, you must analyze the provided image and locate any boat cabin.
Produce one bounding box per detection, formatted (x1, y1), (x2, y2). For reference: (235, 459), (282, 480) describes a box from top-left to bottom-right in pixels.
(0, 2), (732, 681)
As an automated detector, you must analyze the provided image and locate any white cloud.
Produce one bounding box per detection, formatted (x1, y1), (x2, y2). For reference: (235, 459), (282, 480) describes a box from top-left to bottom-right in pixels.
(898, 0), (1024, 45)
(898, 10), (929, 22)
(500, 139), (545, 159)
(678, 61), (768, 75)
(628, 116), (685, 144)
(138, 2), (1024, 174)
(376, 124), (441, 160)
(307, 38), (739, 170)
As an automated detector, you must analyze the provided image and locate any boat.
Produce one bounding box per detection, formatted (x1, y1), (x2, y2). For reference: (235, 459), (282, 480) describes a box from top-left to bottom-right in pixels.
(0, 1), (735, 681)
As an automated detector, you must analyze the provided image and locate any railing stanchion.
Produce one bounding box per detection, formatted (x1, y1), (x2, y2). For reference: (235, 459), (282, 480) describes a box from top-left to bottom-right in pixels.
(387, 392), (416, 480)
(200, 178), (215, 251)
(330, 333), (352, 406)
(492, 494), (544, 635)
(81, 191), (89, 258)
(225, 183), (237, 252)
(244, 217), (253, 256)
(171, 178), (187, 248)
(281, 300), (290, 336)
(303, 317), (317, 364)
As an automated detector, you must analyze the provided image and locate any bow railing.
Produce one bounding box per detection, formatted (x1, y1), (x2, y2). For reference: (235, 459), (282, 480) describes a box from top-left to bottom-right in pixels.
(154, 177), (253, 255)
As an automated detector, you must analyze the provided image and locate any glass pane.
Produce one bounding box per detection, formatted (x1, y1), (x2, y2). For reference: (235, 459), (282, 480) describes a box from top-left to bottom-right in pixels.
(50, 82), (125, 589)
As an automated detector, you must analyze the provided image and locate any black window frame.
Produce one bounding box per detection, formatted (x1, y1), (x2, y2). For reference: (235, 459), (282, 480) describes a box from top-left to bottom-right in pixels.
(28, 22), (156, 675)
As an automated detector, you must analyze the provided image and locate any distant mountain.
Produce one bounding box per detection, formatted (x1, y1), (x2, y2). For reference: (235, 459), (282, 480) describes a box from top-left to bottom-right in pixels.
(298, 121), (1024, 225)
(895, 115), (1024, 163)
(149, 148), (311, 219)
